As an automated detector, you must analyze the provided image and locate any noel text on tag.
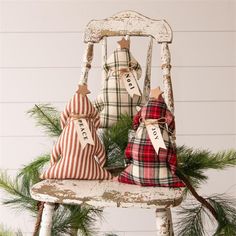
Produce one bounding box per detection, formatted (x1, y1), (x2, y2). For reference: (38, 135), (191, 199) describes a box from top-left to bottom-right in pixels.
(122, 72), (141, 97)
(125, 74), (135, 90)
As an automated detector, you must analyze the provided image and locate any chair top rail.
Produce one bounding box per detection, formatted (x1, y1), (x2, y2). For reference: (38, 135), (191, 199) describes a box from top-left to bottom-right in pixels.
(84, 10), (172, 43)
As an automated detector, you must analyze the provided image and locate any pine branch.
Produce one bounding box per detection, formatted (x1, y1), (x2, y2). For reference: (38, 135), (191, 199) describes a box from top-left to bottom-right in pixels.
(101, 114), (132, 168)
(107, 114), (132, 152)
(52, 205), (102, 236)
(0, 156), (50, 223)
(177, 146), (236, 172)
(208, 195), (236, 235)
(176, 147), (236, 227)
(177, 146), (236, 188)
(176, 200), (208, 236)
(0, 172), (38, 214)
(176, 194), (236, 236)
(27, 104), (62, 137)
(17, 154), (50, 194)
(177, 170), (218, 221)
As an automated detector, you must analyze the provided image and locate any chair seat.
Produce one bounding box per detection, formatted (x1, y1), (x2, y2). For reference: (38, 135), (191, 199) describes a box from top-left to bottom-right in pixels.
(31, 179), (184, 208)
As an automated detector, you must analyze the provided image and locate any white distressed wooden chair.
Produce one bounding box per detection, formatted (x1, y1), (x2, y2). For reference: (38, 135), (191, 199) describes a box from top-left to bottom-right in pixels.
(30, 11), (184, 236)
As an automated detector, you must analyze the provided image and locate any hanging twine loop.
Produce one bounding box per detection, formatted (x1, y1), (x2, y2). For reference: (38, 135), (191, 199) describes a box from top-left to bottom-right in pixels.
(142, 117), (167, 126)
(109, 66), (137, 78)
(140, 117), (174, 136)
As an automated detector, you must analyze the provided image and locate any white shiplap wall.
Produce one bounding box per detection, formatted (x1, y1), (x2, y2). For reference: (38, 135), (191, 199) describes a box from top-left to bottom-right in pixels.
(0, 0), (235, 235)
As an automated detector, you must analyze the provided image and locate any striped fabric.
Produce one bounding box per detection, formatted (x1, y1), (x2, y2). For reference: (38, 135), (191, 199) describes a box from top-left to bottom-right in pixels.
(41, 92), (112, 180)
(118, 95), (185, 187)
(94, 48), (145, 128)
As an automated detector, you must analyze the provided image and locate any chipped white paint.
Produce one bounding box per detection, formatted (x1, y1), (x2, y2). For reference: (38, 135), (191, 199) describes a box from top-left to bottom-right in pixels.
(156, 208), (173, 236)
(160, 43), (176, 145)
(84, 10), (172, 43)
(161, 43), (174, 114)
(31, 180), (184, 208)
(39, 203), (55, 236)
(143, 36), (153, 101)
(31, 180), (183, 208)
(31, 180), (183, 235)
(101, 36), (108, 83)
(79, 42), (94, 85)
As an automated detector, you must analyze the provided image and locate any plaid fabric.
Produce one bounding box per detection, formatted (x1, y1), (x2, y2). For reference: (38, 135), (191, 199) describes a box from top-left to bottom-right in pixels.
(118, 95), (185, 187)
(94, 48), (144, 128)
(41, 93), (112, 180)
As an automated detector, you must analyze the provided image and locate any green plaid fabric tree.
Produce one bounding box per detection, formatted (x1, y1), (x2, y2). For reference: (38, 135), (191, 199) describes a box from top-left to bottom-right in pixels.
(93, 45), (145, 128)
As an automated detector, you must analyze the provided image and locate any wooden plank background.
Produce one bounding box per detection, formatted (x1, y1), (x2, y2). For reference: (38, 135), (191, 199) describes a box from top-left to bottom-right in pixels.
(0, 0), (235, 235)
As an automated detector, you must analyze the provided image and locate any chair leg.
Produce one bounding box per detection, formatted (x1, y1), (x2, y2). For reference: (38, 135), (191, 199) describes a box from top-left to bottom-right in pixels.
(39, 202), (55, 236)
(155, 208), (173, 236)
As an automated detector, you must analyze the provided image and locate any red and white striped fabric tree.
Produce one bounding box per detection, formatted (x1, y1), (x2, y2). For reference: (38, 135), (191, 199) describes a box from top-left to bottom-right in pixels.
(41, 88), (112, 180)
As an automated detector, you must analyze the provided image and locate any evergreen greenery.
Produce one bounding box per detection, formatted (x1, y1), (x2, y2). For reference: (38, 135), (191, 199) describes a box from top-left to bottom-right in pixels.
(177, 146), (236, 189)
(0, 171), (38, 214)
(51, 205), (102, 236)
(100, 114), (132, 168)
(27, 104), (62, 137)
(17, 154), (50, 196)
(176, 194), (236, 236)
(0, 104), (236, 235)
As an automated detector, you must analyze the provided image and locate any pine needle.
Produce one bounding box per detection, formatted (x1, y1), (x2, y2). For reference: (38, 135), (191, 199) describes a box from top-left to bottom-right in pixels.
(106, 114), (132, 152)
(177, 146), (236, 188)
(27, 104), (62, 137)
(17, 154), (50, 195)
(207, 194), (236, 235)
(177, 146), (236, 172)
(52, 205), (102, 236)
(176, 194), (236, 236)
(0, 172), (38, 214)
(100, 114), (132, 168)
(176, 199), (210, 236)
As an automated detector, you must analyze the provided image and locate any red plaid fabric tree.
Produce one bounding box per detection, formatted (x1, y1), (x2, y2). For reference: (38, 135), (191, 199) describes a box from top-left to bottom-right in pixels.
(118, 94), (185, 187)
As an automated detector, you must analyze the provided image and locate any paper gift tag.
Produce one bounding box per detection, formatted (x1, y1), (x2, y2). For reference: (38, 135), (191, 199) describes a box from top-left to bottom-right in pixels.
(122, 71), (141, 98)
(146, 123), (166, 154)
(74, 118), (94, 150)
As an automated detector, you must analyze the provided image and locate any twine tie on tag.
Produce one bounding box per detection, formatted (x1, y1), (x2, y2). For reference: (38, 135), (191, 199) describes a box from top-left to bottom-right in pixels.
(141, 117), (174, 135)
(142, 117), (167, 126)
(70, 113), (95, 120)
(109, 64), (137, 78)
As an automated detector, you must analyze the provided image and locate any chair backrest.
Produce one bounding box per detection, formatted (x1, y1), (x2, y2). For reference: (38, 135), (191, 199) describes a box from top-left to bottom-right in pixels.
(79, 10), (175, 117)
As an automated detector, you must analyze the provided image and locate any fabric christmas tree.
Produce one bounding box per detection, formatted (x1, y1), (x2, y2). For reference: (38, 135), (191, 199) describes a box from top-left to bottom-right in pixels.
(93, 39), (144, 128)
(41, 89), (112, 180)
(118, 92), (185, 187)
